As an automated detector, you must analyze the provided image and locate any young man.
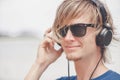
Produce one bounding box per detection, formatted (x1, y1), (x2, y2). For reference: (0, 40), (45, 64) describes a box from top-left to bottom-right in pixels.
(25, 0), (120, 80)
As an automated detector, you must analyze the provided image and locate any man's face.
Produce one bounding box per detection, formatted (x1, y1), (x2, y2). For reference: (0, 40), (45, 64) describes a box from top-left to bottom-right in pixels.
(59, 15), (99, 61)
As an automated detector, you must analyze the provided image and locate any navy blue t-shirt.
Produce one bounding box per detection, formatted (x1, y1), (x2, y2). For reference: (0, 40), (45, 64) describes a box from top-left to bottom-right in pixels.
(57, 70), (120, 80)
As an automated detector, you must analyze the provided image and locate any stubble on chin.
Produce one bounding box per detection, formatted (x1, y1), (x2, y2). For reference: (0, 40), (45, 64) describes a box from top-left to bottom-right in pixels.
(66, 54), (82, 61)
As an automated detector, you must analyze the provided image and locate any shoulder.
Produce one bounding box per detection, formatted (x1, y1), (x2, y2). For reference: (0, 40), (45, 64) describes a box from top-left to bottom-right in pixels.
(109, 70), (120, 79)
(56, 76), (76, 80)
(93, 70), (120, 80)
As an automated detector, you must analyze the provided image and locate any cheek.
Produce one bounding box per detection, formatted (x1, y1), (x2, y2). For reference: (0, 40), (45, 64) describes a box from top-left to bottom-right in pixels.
(87, 36), (96, 44)
(85, 29), (97, 45)
(83, 31), (97, 49)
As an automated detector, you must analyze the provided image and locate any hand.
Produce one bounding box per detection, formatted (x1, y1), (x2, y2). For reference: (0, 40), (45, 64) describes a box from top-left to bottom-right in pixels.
(25, 28), (63, 80)
(36, 28), (63, 65)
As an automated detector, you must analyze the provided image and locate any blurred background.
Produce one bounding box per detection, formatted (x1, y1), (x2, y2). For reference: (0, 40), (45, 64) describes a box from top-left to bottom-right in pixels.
(0, 0), (120, 80)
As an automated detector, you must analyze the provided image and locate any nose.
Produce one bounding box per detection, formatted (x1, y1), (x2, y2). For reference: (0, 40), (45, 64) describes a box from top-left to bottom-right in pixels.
(64, 29), (75, 41)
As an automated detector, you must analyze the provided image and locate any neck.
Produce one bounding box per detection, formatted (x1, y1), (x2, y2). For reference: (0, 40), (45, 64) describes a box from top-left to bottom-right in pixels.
(74, 53), (108, 80)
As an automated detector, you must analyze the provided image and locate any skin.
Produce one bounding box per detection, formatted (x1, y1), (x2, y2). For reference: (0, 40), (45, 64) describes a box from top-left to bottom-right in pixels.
(24, 28), (63, 80)
(25, 14), (108, 80)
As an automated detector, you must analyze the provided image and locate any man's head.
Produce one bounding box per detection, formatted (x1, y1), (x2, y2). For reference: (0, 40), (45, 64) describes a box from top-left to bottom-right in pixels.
(52, 0), (114, 62)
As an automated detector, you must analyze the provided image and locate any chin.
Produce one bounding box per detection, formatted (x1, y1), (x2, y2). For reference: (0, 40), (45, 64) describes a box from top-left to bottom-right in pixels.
(66, 53), (82, 61)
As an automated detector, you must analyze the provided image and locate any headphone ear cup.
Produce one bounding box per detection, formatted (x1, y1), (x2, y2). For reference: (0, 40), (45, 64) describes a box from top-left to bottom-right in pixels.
(96, 27), (112, 46)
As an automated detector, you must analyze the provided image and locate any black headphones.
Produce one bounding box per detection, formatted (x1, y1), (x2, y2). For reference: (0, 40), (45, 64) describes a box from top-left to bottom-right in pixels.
(91, 0), (113, 47)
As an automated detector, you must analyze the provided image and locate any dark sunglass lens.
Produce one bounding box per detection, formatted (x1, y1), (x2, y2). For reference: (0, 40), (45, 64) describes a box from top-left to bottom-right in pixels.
(71, 24), (86, 37)
(59, 26), (68, 37)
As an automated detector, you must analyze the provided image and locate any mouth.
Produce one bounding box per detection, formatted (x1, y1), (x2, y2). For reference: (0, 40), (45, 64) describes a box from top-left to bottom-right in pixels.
(64, 45), (81, 50)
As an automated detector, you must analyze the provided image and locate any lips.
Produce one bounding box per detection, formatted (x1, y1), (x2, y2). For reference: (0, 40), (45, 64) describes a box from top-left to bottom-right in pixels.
(64, 45), (81, 49)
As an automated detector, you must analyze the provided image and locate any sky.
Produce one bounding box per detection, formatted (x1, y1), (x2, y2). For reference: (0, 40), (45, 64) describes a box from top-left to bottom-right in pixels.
(0, 0), (120, 37)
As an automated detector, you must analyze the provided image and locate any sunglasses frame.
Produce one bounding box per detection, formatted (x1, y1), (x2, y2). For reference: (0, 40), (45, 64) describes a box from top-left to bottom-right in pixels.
(58, 23), (95, 38)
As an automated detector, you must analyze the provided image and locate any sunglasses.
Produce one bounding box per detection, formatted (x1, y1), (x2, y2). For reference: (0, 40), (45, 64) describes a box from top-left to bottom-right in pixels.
(58, 23), (94, 38)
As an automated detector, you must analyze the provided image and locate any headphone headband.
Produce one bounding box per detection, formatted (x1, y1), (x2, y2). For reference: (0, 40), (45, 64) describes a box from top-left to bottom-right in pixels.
(91, 0), (113, 47)
(91, 0), (107, 24)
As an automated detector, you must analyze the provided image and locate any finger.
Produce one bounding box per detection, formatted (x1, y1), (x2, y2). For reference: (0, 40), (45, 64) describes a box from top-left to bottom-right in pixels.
(44, 32), (58, 45)
(44, 28), (60, 43)
(40, 37), (54, 48)
(44, 28), (52, 35)
(44, 28), (53, 39)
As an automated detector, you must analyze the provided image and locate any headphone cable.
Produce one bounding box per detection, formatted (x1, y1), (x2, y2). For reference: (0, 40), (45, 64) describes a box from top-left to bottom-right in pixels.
(67, 54), (103, 80)
(89, 54), (103, 80)
(68, 60), (70, 80)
